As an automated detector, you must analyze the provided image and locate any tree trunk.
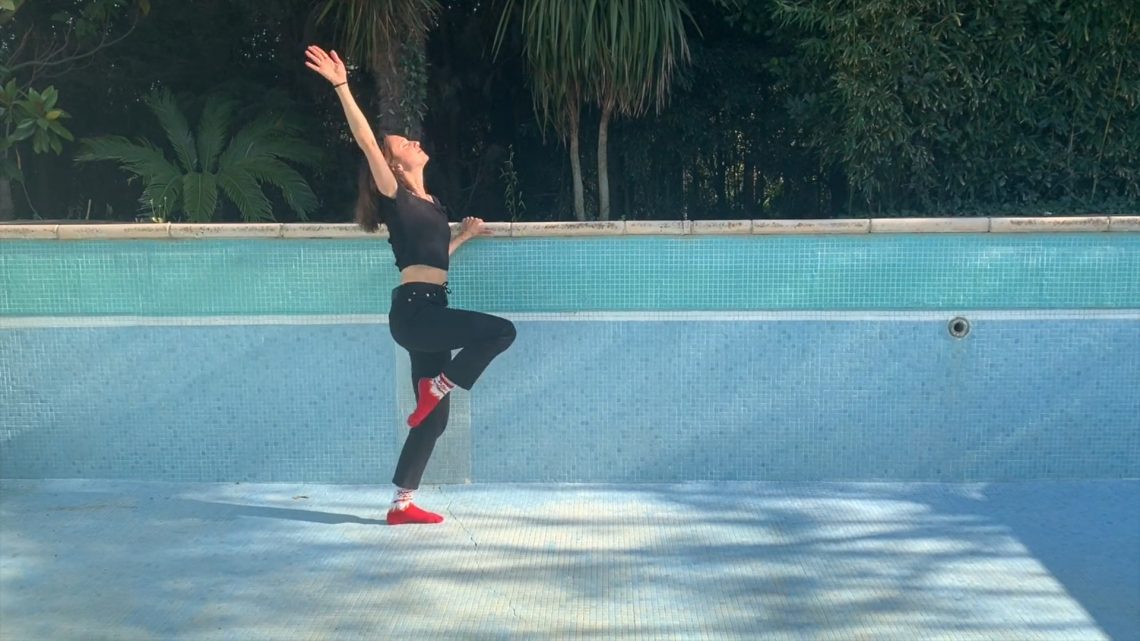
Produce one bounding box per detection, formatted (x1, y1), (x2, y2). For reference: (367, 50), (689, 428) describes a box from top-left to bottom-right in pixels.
(0, 177), (14, 221)
(742, 150), (755, 217)
(568, 109), (585, 221)
(370, 30), (425, 139)
(597, 102), (613, 220)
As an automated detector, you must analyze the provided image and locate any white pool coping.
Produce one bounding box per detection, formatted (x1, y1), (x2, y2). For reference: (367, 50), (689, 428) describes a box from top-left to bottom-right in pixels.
(3, 309), (1139, 330)
(1, 215), (1138, 239)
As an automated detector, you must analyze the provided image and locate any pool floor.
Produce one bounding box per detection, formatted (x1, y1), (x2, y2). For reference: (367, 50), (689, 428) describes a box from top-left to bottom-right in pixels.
(1, 479), (1137, 641)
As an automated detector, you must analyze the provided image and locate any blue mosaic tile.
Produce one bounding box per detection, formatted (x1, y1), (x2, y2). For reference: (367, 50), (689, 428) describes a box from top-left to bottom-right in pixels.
(2, 234), (1139, 315)
(1, 234), (1138, 483)
(1, 324), (399, 482)
(470, 319), (1139, 482)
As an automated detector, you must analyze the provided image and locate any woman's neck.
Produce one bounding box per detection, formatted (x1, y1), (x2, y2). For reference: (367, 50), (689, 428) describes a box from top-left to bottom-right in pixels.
(401, 171), (428, 199)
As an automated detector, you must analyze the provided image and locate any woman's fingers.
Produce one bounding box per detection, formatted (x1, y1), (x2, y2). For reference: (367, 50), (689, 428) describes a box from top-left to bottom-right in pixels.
(305, 46), (339, 79)
(330, 50), (344, 66)
(306, 46), (331, 66)
(461, 217), (490, 235)
(304, 58), (328, 74)
(305, 62), (328, 76)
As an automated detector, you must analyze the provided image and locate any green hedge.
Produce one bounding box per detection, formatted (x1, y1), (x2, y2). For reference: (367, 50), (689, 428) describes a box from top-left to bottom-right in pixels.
(773, 0), (1140, 214)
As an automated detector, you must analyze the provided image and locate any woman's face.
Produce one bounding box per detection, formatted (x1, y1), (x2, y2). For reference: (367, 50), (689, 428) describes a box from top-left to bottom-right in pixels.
(384, 134), (429, 173)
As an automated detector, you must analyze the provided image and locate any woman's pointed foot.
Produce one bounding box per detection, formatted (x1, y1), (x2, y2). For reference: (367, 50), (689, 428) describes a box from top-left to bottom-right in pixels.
(387, 503), (444, 525)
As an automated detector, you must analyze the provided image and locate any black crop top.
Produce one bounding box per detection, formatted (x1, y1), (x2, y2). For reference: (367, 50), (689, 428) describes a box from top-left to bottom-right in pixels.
(379, 185), (451, 271)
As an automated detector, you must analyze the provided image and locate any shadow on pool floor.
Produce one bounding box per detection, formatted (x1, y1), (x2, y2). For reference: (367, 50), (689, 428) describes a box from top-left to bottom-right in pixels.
(1, 479), (1137, 641)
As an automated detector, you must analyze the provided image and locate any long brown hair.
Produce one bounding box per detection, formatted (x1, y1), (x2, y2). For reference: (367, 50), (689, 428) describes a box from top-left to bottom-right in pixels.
(354, 134), (401, 233)
(354, 159), (383, 232)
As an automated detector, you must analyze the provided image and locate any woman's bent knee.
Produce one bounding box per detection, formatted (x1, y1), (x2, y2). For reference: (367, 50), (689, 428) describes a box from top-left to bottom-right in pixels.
(496, 318), (517, 350)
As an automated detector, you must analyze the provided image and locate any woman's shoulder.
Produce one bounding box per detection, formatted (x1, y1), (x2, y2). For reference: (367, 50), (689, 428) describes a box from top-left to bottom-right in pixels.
(382, 185), (446, 215)
(379, 183), (405, 202)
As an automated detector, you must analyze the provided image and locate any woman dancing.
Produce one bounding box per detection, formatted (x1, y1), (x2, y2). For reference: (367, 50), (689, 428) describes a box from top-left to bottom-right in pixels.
(305, 45), (516, 525)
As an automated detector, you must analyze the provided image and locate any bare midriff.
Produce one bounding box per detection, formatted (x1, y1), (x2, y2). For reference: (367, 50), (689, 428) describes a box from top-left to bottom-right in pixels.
(400, 264), (449, 285)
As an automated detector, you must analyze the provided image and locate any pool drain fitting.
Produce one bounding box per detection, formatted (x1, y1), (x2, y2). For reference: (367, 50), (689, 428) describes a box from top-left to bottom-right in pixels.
(948, 316), (971, 338)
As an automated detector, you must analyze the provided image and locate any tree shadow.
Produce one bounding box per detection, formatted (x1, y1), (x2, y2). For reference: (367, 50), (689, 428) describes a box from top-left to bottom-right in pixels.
(2, 479), (1134, 640)
(918, 480), (1140, 641)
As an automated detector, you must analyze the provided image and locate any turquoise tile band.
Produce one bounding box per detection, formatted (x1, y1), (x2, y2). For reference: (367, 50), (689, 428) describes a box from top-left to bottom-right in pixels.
(3, 234), (1139, 316)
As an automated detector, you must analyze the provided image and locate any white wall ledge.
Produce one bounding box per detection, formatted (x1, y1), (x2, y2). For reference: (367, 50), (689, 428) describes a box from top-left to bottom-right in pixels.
(1, 216), (1138, 239)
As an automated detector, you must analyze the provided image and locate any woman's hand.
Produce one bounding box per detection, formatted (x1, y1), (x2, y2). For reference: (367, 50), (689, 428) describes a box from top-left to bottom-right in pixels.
(450, 217), (490, 256)
(307, 44), (397, 198)
(304, 45), (347, 87)
(460, 217), (492, 238)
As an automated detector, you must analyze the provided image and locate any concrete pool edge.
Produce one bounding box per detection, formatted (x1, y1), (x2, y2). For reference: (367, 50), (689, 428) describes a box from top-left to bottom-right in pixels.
(2, 215), (1139, 239)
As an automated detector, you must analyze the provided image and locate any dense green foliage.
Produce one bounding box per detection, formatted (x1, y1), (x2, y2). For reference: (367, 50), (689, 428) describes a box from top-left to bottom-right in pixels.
(2, 0), (1136, 222)
(76, 90), (320, 222)
(772, 0), (1140, 214)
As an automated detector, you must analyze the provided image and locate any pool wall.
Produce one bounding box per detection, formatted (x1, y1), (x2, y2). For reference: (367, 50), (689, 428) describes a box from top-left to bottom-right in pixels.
(2, 218), (1138, 483)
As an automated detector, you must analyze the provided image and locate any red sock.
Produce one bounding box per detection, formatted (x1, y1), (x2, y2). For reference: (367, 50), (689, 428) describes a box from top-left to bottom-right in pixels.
(407, 375), (453, 428)
(387, 503), (444, 525)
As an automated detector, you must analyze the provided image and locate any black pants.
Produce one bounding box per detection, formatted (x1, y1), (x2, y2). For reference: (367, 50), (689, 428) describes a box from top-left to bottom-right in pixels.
(388, 282), (516, 489)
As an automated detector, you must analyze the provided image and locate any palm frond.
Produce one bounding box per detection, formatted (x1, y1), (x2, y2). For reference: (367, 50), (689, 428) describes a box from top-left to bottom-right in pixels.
(594, 0), (693, 117)
(139, 169), (183, 220)
(144, 89), (199, 172)
(315, 0), (441, 65)
(76, 135), (185, 218)
(235, 158), (317, 221)
(216, 117), (279, 168)
(217, 114), (320, 168)
(258, 134), (322, 167)
(499, 0), (694, 133)
(196, 96), (236, 174)
(502, 0), (592, 139)
(492, 0), (519, 58)
(182, 172), (219, 222)
(75, 136), (180, 178)
(217, 166), (273, 222)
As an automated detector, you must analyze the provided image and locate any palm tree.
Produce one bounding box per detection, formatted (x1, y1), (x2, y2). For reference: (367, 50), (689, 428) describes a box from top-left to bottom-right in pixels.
(496, 0), (693, 221)
(315, 0), (440, 139)
(76, 89), (319, 222)
(590, 0), (692, 220)
(495, 0), (592, 220)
